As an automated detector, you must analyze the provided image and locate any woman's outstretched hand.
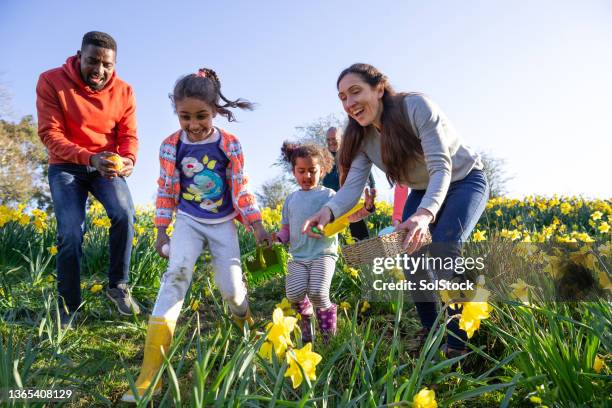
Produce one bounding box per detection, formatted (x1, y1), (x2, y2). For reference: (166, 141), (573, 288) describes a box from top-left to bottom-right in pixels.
(397, 207), (433, 254)
(302, 206), (333, 238)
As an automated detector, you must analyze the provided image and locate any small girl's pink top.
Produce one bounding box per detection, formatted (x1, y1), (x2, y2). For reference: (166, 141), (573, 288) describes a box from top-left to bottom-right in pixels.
(393, 184), (409, 223)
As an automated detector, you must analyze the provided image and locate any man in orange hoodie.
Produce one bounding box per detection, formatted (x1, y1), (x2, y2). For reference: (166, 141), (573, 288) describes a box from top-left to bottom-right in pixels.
(37, 31), (140, 328)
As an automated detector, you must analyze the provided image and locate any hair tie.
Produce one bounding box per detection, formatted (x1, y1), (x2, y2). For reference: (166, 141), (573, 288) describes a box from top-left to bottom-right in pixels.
(196, 69), (207, 78)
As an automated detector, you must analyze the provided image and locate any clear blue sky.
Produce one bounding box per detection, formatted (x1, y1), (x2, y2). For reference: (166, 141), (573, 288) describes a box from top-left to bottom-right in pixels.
(1, 0), (611, 206)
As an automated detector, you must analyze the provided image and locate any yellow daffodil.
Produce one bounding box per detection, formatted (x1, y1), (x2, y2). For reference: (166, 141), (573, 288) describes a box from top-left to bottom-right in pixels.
(284, 343), (322, 388)
(598, 222), (610, 234)
(597, 271), (612, 291)
(259, 307), (297, 360)
(413, 387), (438, 408)
(591, 211), (603, 221)
(457, 286), (491, 338)
(18, 213), (30, 226)
(360, 300), (370, 313)
(459, 301), (492, 338)
(92, 217), (111, 228)
(88, 200), (104, 215)
(90, 283), (103, 294)
(390, 267), (405, 281)
(569, 246), (597, 270)
(510, 279), (532, 304)
(190, 299), (200, 311)
(543, 255), (564, 279)
(275, 297), (297, 316)
(598, 242), (612, 258)
(48, 245), (58, 256)
(340, 301), (351, 311)
(593, 355), (605, 373)
(529, 396), (543, 404)
(472, 229), (487, 242)
(258, 341), (274, 361)
(346, 267), (359, 279)
(494, 209), (502, 217)
(560, 202), (572, 215)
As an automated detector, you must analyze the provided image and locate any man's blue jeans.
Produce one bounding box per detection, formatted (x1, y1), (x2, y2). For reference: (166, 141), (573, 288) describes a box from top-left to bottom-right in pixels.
(402, 169), (489, 350)
(48, 164), (135, 313)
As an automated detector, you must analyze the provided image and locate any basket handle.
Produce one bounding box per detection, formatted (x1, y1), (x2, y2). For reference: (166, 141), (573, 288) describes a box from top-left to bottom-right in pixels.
(257, 245), (267, 268)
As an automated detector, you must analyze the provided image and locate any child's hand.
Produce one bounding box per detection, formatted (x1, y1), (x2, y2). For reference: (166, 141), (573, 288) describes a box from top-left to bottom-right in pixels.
(155, 228), (170, 259)
(364, 187), (377, 212)
(253, 221), (272, 248)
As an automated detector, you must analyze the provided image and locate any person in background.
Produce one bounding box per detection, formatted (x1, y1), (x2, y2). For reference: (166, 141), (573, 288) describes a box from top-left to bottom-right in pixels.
(322, 126), (375, 241)
(393, 184), (410, 228)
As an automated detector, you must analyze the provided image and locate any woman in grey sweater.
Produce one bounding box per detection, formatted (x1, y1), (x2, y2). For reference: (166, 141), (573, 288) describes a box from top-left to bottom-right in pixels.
(302, 63), (489, 356)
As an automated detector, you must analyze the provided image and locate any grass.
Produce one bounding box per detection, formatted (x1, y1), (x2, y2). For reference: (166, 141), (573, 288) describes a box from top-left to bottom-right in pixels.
(0, 197), (611, 407)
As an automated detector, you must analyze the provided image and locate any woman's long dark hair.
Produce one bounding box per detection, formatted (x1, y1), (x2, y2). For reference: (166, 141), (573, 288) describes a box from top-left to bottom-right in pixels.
(336, 63), (423, 186)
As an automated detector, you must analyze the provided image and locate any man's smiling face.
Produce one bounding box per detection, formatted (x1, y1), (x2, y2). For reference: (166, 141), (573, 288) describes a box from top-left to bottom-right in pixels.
(77, 44), (116, 90)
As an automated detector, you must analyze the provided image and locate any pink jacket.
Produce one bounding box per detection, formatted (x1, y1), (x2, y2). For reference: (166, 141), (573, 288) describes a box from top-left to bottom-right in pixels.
(155, 128), (262, 228)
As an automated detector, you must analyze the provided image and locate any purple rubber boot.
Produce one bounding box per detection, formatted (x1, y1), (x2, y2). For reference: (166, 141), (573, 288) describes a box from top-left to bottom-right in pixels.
(315, 304), (338, 342)
(294, 296), (314, 343)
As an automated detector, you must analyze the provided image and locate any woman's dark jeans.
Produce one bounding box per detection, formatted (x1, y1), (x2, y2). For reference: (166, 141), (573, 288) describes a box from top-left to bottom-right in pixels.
(48, 164), (135, 313)
(402, 169), (489, 350)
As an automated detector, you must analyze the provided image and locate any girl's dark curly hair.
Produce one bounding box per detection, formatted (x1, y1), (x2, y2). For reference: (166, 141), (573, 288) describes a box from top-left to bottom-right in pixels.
(281, 141), (334, 175)
(170, 68), (254, 122)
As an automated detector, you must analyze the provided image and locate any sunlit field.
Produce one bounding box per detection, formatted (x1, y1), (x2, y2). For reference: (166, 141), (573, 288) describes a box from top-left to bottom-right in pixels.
(1, 196), (610, 407)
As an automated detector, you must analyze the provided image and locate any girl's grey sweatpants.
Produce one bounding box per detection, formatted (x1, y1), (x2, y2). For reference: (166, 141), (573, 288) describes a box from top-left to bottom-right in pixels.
(151, 213), (248, 321)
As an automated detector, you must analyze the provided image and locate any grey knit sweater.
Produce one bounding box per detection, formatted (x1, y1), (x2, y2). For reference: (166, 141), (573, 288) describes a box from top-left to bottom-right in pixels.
(326, 93), (482, 220)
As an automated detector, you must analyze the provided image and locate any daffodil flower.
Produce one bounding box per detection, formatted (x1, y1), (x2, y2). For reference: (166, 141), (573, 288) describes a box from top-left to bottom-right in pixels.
(459, 301), (492, 339)
(413, 387), (438, 408)
(510, 278), (533, 304)
(593, 355), (605, 373)
(275, 297), (297, 316)
(472, 229), (487, 242)
(90, 283), (103, 294)
(284, 343), (322, 388)
(259, 307), (297, 360)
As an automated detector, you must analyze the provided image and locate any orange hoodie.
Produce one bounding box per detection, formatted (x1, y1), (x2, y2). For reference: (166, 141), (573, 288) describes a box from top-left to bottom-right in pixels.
(36, 55), (138, 165)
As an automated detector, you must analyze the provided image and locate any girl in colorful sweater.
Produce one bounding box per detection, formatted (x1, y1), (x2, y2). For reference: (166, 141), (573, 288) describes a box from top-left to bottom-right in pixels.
(123, 68), (269, 402)
(275, 141), (375, 343)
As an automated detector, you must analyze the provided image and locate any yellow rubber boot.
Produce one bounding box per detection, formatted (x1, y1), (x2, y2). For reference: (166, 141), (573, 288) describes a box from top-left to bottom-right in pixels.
(121, 317), (176, 403)
(232, 308), (254, 331)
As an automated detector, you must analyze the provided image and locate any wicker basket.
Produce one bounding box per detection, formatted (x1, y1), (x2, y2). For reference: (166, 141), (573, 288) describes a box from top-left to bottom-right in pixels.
(341, 229), (431, 268)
